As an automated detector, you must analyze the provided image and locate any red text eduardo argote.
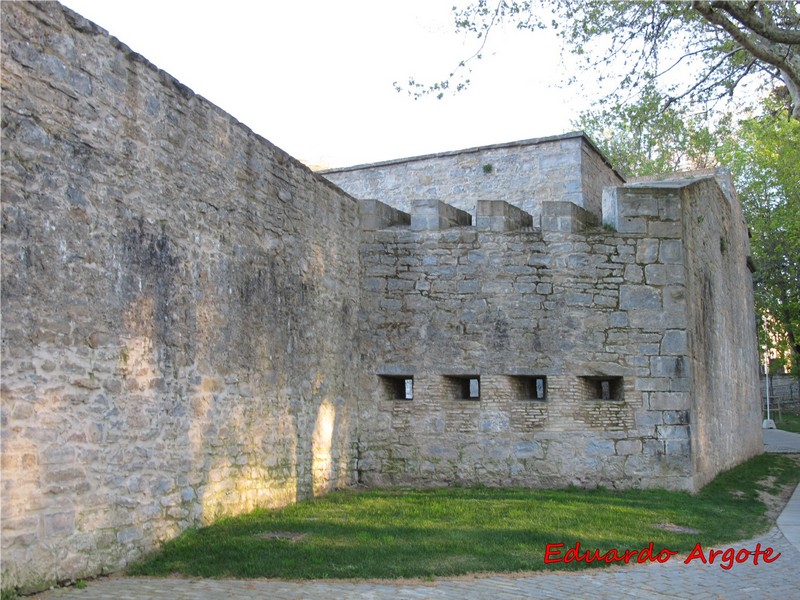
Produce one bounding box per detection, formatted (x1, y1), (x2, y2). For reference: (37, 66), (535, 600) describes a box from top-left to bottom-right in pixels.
(544, 541), (780, 570)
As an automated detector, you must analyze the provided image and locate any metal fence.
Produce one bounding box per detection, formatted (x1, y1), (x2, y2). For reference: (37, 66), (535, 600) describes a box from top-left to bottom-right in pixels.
(761, 374), (800, 417)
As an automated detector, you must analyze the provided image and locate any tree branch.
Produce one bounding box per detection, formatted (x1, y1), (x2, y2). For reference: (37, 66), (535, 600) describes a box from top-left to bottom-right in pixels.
(692, 1), (799, 76)
(712, 1), (800, 45)
(664, 47), (745, 108)
(692, 0), (800, 117)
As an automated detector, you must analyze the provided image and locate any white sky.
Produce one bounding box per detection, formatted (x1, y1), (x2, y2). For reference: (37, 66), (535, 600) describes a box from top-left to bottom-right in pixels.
(62, 0), (597, 169)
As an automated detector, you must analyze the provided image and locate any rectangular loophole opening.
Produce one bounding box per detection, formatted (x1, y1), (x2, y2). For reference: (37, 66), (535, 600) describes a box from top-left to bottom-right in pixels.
(513, 376), (547, 401)
(380, 375), (413, 400)
(446, 375), (480, 401)
(582, 376), (623, 401)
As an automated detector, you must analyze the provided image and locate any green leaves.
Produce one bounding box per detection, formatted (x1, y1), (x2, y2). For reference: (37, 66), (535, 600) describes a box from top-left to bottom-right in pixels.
(575, 86), (717, 177)
(718, 104), (800, 370)
(580, 89), (799, 371)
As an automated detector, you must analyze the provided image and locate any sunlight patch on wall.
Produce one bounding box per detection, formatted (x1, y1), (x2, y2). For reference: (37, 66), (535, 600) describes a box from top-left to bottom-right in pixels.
(312, 398), (336, 496)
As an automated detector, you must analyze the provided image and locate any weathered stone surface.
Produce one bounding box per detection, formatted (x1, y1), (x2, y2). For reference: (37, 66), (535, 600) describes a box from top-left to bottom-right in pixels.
(354, 170), (757, 498)
(476, 200), (534, 231)
(2, 1), (359, 592)
(0, 1), (762, 594)
(325, 134), (623, 227)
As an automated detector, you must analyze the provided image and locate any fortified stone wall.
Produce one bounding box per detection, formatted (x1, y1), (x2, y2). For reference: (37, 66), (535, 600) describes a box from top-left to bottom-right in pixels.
(1, 2), (361, 592)
(323, 134), (625, 227)
(354, 169), (761, 492)
(679, 176), (762, 486)
(604, 175), (762, 489)
(0, 1), (763, 594)
(356, 192), (697, 491)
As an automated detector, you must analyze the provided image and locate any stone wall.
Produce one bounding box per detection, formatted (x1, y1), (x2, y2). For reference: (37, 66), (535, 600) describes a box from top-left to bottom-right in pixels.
(0, 1), (762, 594)
(679, 176), (763, 486)
(354, 172), (761, 492)
(1, 2), (361, 592)
(356, 192), (694, 490)
(323, 133), (625, 227)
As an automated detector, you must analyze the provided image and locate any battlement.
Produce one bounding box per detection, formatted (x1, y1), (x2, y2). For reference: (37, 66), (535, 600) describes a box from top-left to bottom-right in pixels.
(0, 2), (762, 594)
(410, 199), (472, 230)
(476, 200), (535, 231)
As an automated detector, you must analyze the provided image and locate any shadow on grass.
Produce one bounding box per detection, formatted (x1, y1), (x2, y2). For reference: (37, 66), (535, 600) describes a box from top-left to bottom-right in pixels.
(128, 454), (799, 580)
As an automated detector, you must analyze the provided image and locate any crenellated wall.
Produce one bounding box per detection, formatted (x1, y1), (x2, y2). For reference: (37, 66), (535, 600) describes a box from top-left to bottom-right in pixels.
(1, 1), (361, 592)
(354, 176), (761, 492)
(356, 195), (688, 490)
(0, 1), (762, 595)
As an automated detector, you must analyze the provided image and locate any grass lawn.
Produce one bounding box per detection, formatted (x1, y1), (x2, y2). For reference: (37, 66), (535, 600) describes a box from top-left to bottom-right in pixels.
(129, 454), (800, 580)
(775, 412), (800, 434)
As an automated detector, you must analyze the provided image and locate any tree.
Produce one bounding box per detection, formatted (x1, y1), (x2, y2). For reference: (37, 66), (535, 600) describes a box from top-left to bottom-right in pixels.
(408, 1), (800, 119)
(579, 91), (800, 372)
(575, 85), (719, 177)
(716, 98), (800, 372)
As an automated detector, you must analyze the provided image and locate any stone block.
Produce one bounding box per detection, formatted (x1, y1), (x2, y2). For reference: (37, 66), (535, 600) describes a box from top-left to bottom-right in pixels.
(636, 410), (664, 426)
(514, 441), (545, 460)
(642, 439), (665, 456)
(644, 264), (667, 285)
(648, 221), (682, 238)
(116, 526), (143, 544)
(650, 356), (687, 378)
(539, 150), (577, 169)
(39, 446), (76, 465)
(623, 454), (654, 477)
(43, 511), (75, 537)
(363, 277), (386, 292)
(660, 330), (687, 355)
(457, 280), (480, 293)
(585, 439), (615, 456)
(658, 195), (681, 221)
(665, 439), (690, 455)
(659, 240), (684, 263)
(476, 200), (533, 231)
(636, 239), (660, 264)
(619, 192), (659, 217)
(662, 410), (689, 425)
(410, 199), (471, 230)
(359, 199), (410, 230)
(609, 312), (628, 327)
(541, 201), (598, 232)
(615, 439), (642, 455)
(657, 425), (689, 440)
(624, 264), (644, 283)
(648, 392), (690, 410)
(619, 285), (662, 309)
(601, 187), (619, 230)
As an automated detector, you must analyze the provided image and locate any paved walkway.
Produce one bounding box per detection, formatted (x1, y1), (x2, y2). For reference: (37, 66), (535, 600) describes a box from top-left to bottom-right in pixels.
(764, 427), (800, 453)
(34, 430), (800, 600)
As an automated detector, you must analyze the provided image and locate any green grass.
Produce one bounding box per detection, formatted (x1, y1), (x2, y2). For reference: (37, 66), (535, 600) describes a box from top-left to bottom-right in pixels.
(129, 454), (799, 580)
(775, 412), (800, 433)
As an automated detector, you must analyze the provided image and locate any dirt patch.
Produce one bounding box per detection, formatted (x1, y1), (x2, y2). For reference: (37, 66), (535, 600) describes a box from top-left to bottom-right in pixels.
(254, 532), (307, 542)
(758, 456), (800, 521)
(653, 523), (701, 534)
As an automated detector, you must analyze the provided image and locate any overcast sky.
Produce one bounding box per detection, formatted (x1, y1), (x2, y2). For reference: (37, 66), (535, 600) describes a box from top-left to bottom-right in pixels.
(62, 0), (597, 168)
